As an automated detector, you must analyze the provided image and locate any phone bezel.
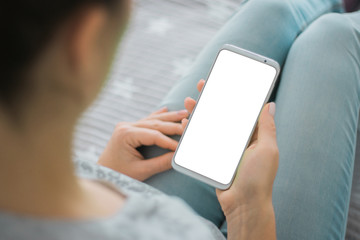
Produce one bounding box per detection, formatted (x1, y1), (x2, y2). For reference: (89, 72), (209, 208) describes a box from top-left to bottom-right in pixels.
(171, 44), (281, 190)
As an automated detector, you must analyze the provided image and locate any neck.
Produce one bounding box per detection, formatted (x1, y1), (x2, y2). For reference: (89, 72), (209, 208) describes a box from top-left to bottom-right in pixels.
(0, 99), (82, 216)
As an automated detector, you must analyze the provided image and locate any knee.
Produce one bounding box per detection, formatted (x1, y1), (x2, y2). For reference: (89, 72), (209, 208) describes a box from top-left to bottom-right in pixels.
(289, 12), (360, 65)
(287, 13), (360, 93)
(251, 0), (294, 19)
(261, 0), (292, 14)
(298, 13), (358, 49)
(319, 13), (357, 39)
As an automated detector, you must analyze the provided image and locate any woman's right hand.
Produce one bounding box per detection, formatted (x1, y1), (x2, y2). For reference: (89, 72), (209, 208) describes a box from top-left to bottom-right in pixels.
(216, 102), (278, 215)
(216, 103), (278, 240)
(184, 80), (278, 240)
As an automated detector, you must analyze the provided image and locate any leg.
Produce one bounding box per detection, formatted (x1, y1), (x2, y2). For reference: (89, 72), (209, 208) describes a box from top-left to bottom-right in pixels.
(140, 0), (343, 232)
(160, 0), (342, 110)
(273, 11), (360, 239)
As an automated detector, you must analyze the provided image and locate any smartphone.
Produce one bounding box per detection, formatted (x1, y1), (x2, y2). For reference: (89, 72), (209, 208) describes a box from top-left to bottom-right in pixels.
(171, 44), (280, 190)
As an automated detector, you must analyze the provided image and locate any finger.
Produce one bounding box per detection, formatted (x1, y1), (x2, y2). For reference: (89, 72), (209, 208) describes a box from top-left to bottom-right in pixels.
(183, 79), (205, 114)
(216, 188), (224, 195)
(141, 152), (174, 179)
(184, 97), (196, 113)
(257, 102), (277, 147)
(129, 127), (178, 151)
(148, 106), (168, 116)
(133, 120), (184, 135)
(181, 118), (189, 130)
(145, 110), (189, 122)
(248, 124), (259, 146)
(197, 79), (206, 92)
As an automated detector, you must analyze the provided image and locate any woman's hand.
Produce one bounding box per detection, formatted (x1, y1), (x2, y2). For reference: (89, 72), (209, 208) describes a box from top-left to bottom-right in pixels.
(98, 107), (189, 181)
(184, 79), (278, 240)
(215, 102), (278, 211)
(218, 103), (278, 240)
(180, 79), (206, 128)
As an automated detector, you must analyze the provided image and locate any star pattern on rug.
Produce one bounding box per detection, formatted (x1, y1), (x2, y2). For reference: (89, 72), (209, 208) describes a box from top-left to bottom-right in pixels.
(146, 17), (173, 36)
(172, 57), (194, 77)
(74, 145), (100, 163)
(110, 77), (137, 100)
(205, 0), (235, 21)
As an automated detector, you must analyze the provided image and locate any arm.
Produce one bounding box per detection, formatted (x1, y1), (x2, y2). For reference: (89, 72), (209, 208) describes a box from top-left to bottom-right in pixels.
(184, 80), (278, 240)
(225, 202), (276, 240)
(218, 103), (278, 240)
(100, 79), (278, 239)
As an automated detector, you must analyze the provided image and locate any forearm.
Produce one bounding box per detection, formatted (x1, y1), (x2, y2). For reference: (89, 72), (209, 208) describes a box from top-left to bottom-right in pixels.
(226, 202), (276, 240)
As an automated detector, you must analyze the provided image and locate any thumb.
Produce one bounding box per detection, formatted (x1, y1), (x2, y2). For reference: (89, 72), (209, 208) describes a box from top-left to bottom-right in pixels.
(257, 102), (277, 147)
(181, 118), (189, 130)
(142, 152), (174, 178)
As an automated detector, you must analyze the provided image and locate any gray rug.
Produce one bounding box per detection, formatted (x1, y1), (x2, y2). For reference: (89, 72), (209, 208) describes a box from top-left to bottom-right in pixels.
(73, 0), (360, 239)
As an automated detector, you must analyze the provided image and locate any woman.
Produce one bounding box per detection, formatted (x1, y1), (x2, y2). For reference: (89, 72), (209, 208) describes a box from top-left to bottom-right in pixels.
(0, 0), (359, 239)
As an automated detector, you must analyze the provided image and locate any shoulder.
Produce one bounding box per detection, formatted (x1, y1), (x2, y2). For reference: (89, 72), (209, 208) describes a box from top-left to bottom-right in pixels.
(111, 192), (224, 240)
(74, 158), (225, 239)
(0, 159), (224, 240)
(74, 158), (162, 197)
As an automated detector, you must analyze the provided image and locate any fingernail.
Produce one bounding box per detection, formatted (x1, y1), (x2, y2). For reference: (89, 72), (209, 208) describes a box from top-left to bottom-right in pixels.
(160, 106), (168, 111)
(269, 102), (276, 117)
(178, 109), (188, 115)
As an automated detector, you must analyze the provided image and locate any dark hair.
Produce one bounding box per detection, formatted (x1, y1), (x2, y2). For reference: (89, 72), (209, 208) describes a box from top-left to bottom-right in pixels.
(0, 0), (119, 114)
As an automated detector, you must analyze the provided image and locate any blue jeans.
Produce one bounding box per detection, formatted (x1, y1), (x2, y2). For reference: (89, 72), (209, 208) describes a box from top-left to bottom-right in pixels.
(140, 0), (360, 239)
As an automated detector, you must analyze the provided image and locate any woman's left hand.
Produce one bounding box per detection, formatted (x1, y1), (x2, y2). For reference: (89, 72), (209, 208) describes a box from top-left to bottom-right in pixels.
(98, 107), (189, 181)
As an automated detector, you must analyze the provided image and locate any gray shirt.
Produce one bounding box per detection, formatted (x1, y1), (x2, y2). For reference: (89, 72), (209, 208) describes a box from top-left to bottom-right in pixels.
(0, 159), (225, 240)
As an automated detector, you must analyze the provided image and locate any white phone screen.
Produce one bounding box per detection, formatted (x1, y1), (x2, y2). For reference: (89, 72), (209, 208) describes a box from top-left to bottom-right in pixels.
(173, 48), (277, 186)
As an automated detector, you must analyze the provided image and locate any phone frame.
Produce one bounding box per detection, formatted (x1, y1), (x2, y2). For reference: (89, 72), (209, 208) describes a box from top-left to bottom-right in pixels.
(171, 44), (281, 190)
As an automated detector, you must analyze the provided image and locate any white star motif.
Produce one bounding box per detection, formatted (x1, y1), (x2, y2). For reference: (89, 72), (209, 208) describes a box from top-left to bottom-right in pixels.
(110, 77), (136, 100)
(146, 18), (172, 36)
(206, 0), (234, 21)
(75, 146), (99, 163)
(172, 57), (194, 78)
